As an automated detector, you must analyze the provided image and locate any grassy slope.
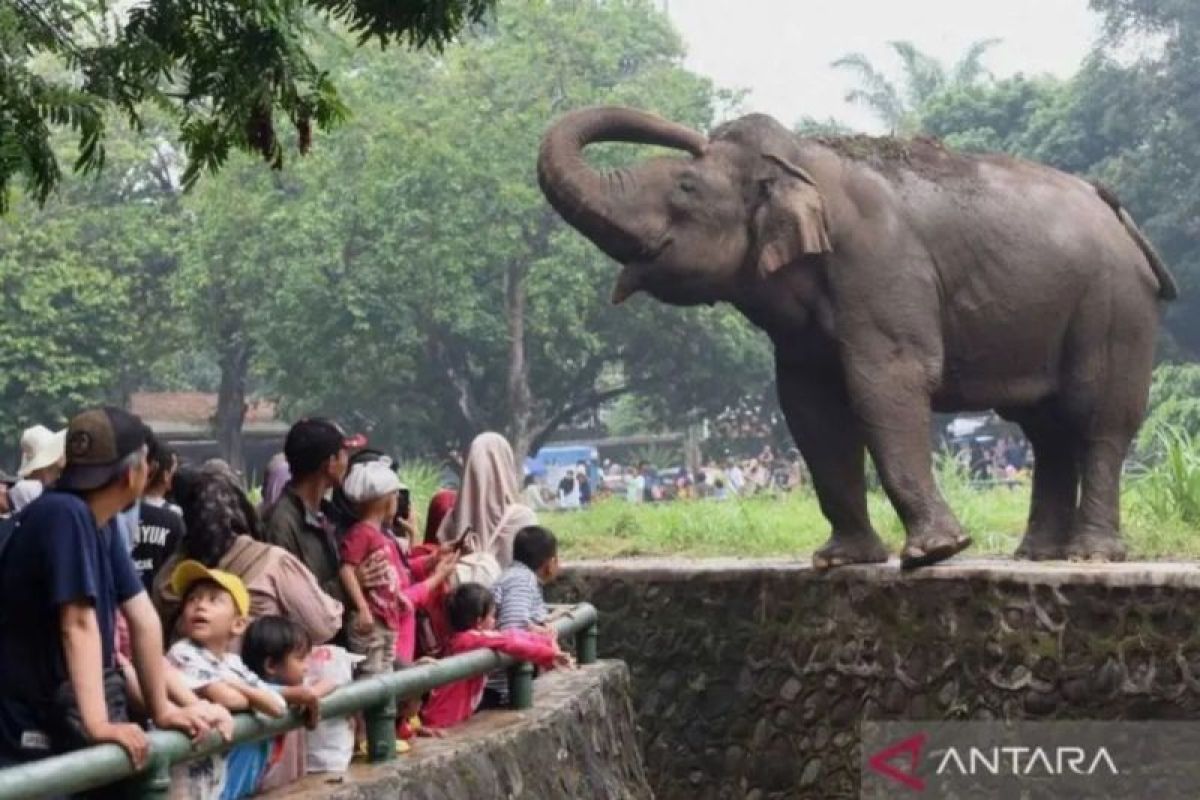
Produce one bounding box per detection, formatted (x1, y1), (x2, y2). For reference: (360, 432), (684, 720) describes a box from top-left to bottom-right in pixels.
(545, 486), (1200, 561)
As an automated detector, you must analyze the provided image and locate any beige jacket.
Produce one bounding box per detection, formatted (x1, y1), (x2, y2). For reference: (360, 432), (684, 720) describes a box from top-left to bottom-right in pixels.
(154, 535), (343, 644)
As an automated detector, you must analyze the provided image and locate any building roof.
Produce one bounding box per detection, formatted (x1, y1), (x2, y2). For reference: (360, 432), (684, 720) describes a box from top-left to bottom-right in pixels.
(129, 392), (287, 439)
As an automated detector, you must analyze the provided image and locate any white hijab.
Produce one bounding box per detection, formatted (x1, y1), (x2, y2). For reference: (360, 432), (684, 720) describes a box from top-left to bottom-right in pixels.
(437, 432), (537, 566)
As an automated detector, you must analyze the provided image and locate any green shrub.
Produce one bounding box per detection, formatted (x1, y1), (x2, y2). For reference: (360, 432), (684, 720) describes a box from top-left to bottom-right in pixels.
(1127, 427), (1200, 526)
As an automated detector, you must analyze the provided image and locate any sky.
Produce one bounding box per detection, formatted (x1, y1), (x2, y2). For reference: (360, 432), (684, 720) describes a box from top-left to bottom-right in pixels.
(663, 0), (1103, 132)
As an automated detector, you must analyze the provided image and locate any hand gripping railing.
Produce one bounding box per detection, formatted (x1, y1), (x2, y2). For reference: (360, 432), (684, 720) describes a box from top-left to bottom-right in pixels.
(0, 603), (598, 800)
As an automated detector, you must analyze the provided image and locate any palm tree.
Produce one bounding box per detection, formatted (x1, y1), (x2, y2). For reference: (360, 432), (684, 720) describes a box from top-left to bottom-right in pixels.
(832, 39), (1001, 133)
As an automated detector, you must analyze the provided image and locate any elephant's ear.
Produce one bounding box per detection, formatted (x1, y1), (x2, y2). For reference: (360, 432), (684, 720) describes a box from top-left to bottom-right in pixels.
(753, 153), (832, 276)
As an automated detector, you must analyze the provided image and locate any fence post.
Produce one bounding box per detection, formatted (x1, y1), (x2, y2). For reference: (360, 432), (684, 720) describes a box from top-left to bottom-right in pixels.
(364, 695), (397, 763)
(126, 753), (170, 800)
(509, 662), (535, 710)
(576, 621), (598, 665)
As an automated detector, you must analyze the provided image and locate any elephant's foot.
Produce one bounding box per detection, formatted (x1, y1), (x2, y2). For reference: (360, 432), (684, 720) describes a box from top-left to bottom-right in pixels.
(812, 531), (889, 572)
(1014, 530), (1067, 561)
(900, 522), (971, 570)
(1064, 527), (1127, 562)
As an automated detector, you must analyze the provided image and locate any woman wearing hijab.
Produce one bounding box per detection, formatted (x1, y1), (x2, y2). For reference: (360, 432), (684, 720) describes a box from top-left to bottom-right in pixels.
(436, 432), (537, 567)
(423, 489), (457, 546)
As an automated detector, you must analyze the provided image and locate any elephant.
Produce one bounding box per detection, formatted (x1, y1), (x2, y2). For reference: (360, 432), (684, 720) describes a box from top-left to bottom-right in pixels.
(537, 106), (1178, 569)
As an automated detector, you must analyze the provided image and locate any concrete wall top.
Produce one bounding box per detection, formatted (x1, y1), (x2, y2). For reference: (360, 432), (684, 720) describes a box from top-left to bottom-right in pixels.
(564, 557), (1200, 588)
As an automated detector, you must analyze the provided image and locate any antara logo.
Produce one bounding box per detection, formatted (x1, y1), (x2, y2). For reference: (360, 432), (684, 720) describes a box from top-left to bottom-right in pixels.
(935, 746), (1120, 777)
(867, 733), (1121, 792)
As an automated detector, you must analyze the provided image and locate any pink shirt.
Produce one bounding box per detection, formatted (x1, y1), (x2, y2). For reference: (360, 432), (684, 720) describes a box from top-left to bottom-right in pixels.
(422, 629), (558, 729)
(341, 523), (441, 663)
(394, 553), (436, 664)
(340, 522), (407, 633)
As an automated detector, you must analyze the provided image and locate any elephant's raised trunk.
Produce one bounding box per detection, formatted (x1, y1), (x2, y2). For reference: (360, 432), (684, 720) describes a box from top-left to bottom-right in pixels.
(537, 106), (706, 264)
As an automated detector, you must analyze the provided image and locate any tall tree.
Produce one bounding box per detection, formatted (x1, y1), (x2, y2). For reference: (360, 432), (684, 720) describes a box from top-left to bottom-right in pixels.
(256, 0), (772, 458)
(832, 39), (1000, 132)
(173, 159), (304, 473)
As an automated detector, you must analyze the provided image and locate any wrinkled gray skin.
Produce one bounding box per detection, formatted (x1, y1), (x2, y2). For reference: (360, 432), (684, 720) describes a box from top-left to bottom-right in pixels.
(538, 106), (1178, 569)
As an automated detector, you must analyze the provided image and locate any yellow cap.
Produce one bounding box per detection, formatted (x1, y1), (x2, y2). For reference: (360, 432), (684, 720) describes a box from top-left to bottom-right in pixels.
(170, 560), (250, 617)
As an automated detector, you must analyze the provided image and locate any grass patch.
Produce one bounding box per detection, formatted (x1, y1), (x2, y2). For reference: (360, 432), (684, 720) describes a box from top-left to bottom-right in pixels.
(546, 483), (1199, 561)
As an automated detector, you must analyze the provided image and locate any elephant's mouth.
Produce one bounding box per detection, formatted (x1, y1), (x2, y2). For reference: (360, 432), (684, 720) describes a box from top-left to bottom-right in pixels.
(611, 235), (672, 305)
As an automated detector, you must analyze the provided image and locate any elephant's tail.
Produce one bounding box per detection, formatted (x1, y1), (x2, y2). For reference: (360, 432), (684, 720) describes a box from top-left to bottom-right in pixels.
(1093, 182), (1179, 301)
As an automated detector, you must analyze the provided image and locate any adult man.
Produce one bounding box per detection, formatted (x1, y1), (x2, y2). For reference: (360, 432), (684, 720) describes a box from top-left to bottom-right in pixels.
(261, 418), (363, 606)
(10, 424), (66, 512)
(0, 407), (211, 774)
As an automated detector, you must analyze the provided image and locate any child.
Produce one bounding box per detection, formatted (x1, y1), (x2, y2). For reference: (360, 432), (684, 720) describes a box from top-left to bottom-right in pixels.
(241, 616), (335, 792)
(338, 459), (456, 674)
(166, 561), (287, 800)
(484, 526), (561, 707)
(422, 583), (573, 729)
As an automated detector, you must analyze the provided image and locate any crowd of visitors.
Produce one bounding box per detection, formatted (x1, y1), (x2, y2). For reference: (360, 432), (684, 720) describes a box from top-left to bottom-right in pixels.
(524, 444), (809, 510)
(0, 409), (574, 798)
(956, 435), (1033, 485)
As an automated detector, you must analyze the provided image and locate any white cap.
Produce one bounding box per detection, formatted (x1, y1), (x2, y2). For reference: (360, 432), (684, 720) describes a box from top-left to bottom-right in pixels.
(18, 425), (66, 478)
(343, 458), (402, 503)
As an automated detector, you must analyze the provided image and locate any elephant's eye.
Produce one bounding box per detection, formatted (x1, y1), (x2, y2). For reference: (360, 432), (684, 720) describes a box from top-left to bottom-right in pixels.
(678, 178), (698, 195)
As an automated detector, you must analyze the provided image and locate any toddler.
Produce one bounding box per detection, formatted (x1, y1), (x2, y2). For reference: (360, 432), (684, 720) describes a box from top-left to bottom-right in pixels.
(241, 616), (335, 792)
(338, 459), (455, 674)
(422, 583), (572, 729)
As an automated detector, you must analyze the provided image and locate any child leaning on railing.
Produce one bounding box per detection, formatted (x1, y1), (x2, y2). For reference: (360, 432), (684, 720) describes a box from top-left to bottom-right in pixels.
(240, 616), (336, 793)
(421, 583), (575, 729)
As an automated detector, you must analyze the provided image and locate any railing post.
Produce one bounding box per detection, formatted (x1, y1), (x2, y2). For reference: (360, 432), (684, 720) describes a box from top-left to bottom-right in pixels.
(364, 695), (397, 763)
(123, 753), (170, 800)
(576, 621), (598, 665)
(508, 662), (535, 710)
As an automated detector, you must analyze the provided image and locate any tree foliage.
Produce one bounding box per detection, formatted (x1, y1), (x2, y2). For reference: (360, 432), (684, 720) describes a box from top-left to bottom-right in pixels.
(832, 39), (999, 132)
(0, 114), (186, 447)
(0, 0), (496, 211)
(251, 0), (770, 457)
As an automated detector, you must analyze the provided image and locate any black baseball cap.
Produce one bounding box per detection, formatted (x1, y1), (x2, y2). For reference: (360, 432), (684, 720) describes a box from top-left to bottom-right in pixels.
(58, 406), (152, 491)
(284, 418), (367, 477)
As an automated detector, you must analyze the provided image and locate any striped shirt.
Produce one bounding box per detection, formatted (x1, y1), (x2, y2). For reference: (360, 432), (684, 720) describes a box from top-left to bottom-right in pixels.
(486, 562), (548, 699)
(494, 562), (548, 631)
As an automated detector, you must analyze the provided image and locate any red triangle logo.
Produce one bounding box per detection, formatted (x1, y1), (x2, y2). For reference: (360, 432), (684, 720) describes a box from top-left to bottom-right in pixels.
(867, 732), (928, 791)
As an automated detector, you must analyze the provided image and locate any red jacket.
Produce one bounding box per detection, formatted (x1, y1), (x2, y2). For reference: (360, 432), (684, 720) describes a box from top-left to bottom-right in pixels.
(421, 629), (558, 728)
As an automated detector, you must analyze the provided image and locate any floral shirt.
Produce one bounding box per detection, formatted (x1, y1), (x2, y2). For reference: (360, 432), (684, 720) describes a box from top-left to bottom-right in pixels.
(167, 640), (281, 800)
(168, 639), (266, 691)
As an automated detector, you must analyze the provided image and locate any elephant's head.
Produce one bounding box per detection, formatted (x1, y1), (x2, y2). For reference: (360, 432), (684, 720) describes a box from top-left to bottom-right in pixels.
(537, 106), (832, 306)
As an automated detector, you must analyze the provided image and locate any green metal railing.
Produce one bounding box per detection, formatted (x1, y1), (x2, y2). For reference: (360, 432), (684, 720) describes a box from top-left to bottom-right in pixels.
(0, 603), (598, 800)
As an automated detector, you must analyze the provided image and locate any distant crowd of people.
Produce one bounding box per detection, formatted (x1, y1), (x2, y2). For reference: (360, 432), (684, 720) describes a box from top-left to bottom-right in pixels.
(955, 435), (1034, 485)
(0, 411), (574, 798)
(520, 444), (808, 511)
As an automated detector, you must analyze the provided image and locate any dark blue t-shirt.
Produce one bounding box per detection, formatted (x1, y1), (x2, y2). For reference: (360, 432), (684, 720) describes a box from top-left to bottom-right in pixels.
(0, 491), (143, 759)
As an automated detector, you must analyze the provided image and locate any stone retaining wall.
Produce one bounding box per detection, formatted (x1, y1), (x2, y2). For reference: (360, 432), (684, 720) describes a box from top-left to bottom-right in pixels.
(273, 661), (650, 800)
(550, 558), (1200, 799)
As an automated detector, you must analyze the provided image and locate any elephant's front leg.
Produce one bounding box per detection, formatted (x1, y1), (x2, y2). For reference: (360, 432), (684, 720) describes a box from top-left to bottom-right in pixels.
(844, 355), (971, 568)
(777, 365), (888, 570)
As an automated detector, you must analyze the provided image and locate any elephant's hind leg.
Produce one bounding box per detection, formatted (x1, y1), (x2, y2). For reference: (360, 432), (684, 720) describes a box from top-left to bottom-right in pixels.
(1003, 405), (1078, 560)
(777, 366), (888, 570)
(1057, 283), (1153, 562)
(1065, 436), (1129, 561)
